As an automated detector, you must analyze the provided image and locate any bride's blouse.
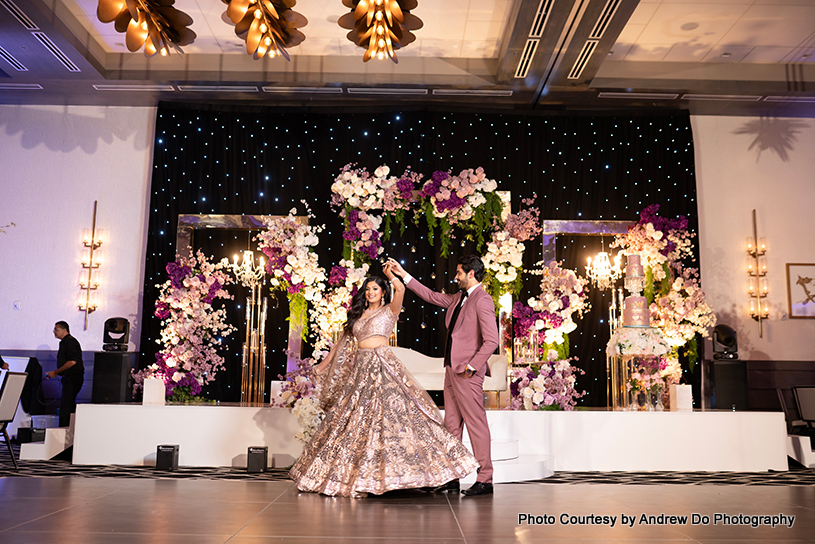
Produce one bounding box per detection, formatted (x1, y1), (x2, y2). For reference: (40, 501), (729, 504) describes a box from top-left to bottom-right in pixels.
(353, 306), (398, 346)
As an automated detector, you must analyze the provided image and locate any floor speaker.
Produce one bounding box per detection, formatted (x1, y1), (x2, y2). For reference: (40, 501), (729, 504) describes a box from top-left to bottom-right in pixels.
(92, 352), (137, 403)
(156, 445), (179, 471)
(247, 446), (268, 473)
(711, 360), (748, 410)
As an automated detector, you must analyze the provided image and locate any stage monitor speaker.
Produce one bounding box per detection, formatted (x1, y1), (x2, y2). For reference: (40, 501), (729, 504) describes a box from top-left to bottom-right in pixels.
(92, 352), (137, 403)
(711, 360), (748, 410)
(156, 445), (179, 471)
(247, 446), (268, 473)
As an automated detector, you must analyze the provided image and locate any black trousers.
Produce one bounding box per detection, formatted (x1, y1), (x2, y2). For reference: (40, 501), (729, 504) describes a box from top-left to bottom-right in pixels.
(59, 375), (84, 428)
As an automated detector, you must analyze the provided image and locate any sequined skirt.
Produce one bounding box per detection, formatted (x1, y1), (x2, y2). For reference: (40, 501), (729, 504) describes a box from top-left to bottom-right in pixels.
(289, 345), (479, 497)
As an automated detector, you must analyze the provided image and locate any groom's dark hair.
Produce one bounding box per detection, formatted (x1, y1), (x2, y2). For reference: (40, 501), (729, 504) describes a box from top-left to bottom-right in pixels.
(458, 255), (486, 282)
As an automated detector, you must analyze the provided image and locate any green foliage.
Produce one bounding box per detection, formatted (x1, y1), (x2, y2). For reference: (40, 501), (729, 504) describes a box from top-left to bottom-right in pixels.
(288, 293), (309, 341)
(644, 265), (655, 304)
(543, 336), (570, 360)
(682, 336), (699, 373)
(167, 387), (215, 404)
(383, 212), (393, 241)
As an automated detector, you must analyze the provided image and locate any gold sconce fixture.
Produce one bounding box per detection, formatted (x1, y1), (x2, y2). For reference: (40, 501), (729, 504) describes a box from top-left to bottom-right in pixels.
(746, 209), (768, 336)
(230, 250), (268, 404)
(96, 0), (197, 56)
(79, 201), (104, 330)
(224, 0), (307, 60)
(338, 0), (422, 63)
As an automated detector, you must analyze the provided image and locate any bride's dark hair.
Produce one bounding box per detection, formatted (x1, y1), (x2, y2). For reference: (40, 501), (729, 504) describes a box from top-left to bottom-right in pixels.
(343, 276), (391, 334)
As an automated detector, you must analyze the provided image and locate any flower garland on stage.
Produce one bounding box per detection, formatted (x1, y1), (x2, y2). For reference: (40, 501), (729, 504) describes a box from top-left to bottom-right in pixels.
(505, 351), (586, 411)
(331, 164), (504, 263)
(133, 250), (236, 401)
(612, 204), (716, 369)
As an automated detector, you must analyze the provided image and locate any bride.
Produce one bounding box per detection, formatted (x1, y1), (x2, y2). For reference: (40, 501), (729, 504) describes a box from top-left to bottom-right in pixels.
(289, 264), (479, 497)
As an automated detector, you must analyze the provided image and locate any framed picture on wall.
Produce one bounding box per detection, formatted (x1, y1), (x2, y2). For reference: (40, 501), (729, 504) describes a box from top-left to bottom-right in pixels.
(786, 263), (815, 319)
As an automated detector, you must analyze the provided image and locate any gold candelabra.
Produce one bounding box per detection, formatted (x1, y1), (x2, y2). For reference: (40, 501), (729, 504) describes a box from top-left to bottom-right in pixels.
(78, 201), (103, 330)
(746, 209), (769, 337)
(231, 251), (268, 404)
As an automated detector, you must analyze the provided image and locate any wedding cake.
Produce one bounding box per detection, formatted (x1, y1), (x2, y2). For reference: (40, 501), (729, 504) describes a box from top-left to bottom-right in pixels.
(622, 254), (649, 327)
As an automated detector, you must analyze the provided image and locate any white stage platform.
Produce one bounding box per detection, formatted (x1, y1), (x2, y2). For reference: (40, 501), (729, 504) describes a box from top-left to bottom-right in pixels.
(72, 404), (789, 473)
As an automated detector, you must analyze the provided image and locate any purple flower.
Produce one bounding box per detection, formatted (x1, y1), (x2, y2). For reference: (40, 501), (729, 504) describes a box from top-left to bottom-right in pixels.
(166, 262), (191, 289)
(395, 178), (415, 201)
(154, 301), (170, 320)
(329, 265), (348, 286)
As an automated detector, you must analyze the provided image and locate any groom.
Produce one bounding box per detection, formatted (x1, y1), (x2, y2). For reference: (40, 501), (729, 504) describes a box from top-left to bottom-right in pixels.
(387, 255), (499, 496)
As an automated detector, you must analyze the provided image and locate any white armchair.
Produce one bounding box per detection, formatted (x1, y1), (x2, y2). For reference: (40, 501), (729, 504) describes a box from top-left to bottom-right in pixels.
(390, 347), (508, 392)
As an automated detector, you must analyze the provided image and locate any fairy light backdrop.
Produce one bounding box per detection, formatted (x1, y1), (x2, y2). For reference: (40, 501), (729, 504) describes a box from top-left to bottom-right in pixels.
(141, 104), (698, 405)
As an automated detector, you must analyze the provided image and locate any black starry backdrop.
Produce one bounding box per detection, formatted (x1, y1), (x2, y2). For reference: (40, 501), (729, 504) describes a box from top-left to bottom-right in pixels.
(140, 103), (698, 406)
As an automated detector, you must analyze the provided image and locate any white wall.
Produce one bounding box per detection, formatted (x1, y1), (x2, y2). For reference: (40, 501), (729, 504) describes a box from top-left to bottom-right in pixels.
(692, 115), (815, 361)
(0, 105), (156, 353)
(1, 106), (812, 363)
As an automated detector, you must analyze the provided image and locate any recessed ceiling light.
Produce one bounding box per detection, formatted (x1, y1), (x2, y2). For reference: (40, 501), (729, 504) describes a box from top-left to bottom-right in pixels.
(721, 52), (731, 58)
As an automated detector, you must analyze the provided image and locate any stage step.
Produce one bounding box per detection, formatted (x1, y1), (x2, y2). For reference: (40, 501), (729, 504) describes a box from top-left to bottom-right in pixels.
(787, 435), (815, 468)
(462, 454), (554, 485)
(20, 426), (73, 461)
(462, 438), (519, 461)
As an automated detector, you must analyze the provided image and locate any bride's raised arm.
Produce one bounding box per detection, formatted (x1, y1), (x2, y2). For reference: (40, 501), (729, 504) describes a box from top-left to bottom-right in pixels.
(383, 263), (405, 316)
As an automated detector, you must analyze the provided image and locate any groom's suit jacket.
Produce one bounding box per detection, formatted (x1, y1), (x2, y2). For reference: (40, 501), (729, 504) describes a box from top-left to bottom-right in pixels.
(406, 279), (499, 376)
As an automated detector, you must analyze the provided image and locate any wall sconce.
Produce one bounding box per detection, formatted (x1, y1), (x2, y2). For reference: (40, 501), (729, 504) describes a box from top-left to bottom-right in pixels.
(79, 201), (103, 330)
(746, 209), (768, 337)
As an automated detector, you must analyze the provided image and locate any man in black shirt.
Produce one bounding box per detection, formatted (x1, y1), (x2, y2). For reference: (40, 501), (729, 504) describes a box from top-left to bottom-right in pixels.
(47, 321), (84, 427)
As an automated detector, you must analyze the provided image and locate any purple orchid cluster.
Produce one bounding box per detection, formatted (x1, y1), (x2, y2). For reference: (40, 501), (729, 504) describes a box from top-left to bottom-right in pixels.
(512, 301), (564, 339)
(341, 208), (383, 261)
(272, 352), (318, 407)
(503, 194), (542, 242)
(135, 251), (235, 401)
(418, 170), (449, 199)
(505, 356), (586, 411)
(328, 265), (348, 286)
(166, 261), (192, 289)
(637, 204), (690, 257)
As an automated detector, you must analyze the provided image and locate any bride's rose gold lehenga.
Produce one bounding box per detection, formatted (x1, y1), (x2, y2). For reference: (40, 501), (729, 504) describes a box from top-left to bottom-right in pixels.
(289, 306), (479, 497)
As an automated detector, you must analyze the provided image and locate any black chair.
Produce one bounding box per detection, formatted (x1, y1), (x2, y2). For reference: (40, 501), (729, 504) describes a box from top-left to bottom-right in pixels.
(777, 388), (806, 435)
(0, 371), (28, 469)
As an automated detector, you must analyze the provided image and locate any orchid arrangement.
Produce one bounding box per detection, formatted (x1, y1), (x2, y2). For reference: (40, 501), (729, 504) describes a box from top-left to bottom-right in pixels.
(612, 204), (715, 369)
(606, 327), (671, 358)
(292, 396), (325, 443)
(256, 207), (327, 338)
(526, 261), (590, 349)
(341, 208), (384, 265)
(417, 168), (503, 256)
(626, 356), (669, 393)
(309, 259), (370, 357)
(612, 203), (694, 286)
(505, 351), (586, 411)
(650, 267), (716, 351)
(482, 195), (542, 306)
(133, 250), (236, 400)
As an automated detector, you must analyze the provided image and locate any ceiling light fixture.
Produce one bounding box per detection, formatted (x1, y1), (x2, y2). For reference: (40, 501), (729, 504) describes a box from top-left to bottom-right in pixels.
(338, 0), (422, 63)
(224, 0), (307, 61)
(96, 0), (196, 56)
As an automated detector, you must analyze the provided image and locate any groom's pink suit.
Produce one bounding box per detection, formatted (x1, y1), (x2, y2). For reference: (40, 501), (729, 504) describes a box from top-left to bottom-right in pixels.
(406, 278), (499, 484)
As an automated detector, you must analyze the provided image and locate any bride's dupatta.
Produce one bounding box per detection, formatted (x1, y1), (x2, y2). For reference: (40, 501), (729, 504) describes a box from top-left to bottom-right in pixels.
(312, 333), (355, 412)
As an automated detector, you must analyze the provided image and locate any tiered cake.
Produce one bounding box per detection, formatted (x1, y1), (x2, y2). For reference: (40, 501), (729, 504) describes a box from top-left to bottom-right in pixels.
(622, 254), (649, 327)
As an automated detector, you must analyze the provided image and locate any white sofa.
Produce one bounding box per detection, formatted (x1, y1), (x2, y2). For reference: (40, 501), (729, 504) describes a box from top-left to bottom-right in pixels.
(390, 347), (508, 392)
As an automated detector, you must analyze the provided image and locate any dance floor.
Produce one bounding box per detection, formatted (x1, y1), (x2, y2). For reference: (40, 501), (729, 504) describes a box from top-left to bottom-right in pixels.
(2, 446), (815, 543)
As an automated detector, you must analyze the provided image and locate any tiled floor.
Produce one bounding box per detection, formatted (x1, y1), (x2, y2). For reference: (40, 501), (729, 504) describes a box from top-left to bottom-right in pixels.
(1, 477), (814, 543)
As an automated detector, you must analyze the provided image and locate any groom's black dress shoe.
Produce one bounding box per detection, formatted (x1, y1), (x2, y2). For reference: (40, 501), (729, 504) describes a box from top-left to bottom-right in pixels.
(461, 482), (493, 496)
(423, 479), (460, 493)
